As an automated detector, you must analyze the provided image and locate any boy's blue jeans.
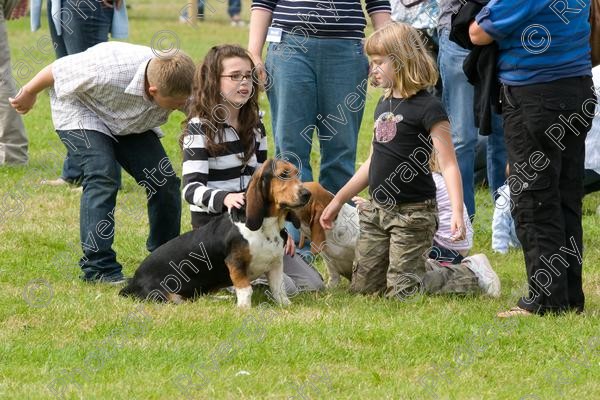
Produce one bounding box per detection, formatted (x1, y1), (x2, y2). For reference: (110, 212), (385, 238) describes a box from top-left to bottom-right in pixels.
(438, 30), (507, 218)
(57, 130), (181, 281)
(265, 33), (369, 195)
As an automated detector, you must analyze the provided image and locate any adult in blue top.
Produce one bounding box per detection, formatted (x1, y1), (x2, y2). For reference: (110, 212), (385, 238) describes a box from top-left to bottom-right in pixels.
(248, 0), (391, 197)
(470, 0), (594, 317)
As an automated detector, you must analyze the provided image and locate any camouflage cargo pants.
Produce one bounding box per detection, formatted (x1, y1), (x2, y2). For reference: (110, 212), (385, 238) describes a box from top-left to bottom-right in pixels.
(350, 199), (480, 299)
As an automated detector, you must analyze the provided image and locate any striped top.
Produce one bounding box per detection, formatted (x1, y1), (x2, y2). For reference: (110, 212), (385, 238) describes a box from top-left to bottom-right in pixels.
(251, 0), (391, 39)
(432, 172), (473, 252)
(182, 117), (268, 214)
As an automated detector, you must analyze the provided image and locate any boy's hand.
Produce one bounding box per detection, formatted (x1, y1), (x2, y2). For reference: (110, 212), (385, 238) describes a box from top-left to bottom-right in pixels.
(224, 192), (245, 211)
(320, 198), (343, 230)
(9, 88), (37, 114)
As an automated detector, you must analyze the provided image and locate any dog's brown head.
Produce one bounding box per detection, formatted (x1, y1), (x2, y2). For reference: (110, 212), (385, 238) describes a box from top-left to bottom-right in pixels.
(295, 182), (334, 254)
(245, 159), (311, 231)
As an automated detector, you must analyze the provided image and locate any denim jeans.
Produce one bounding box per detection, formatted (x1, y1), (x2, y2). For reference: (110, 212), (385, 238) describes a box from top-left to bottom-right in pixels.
(438, 30), (507, 217)
(265, 33), (369, 195)
(57, 130), (181, 281)
(189, 0), (240, 18)
(48, 0), (121, 184)
(503, 76), (594, 314)
(227, 0), (241, 18)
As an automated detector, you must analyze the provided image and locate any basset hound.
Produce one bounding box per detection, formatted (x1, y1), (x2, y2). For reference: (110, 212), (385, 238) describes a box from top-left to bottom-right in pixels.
(119, 159), (311, 308)
(296, 182), (359, 288)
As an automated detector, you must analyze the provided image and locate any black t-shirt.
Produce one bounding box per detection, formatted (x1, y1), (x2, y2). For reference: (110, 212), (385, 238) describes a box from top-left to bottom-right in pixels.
(369, 91), (448, 206)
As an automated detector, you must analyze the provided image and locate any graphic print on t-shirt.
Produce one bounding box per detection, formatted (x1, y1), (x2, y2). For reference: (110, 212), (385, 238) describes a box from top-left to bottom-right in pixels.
(375, 112), (404, 143)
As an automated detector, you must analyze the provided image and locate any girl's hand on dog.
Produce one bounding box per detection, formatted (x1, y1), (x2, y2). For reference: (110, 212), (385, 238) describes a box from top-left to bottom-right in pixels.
(284, 234), (295, 256)
(224, 192), (245, 211)
(320, 198), (343, 230)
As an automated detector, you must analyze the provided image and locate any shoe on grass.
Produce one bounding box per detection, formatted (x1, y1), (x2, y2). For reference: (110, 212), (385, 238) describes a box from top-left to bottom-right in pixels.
(463, 254), (501, 298)
(42, 177), (69, 186)
(82, 274), (127, 285)
(497, 306), (534, 318)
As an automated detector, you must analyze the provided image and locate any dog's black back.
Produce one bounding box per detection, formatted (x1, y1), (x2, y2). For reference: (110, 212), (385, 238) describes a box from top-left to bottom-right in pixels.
(119, 213), (247, 301)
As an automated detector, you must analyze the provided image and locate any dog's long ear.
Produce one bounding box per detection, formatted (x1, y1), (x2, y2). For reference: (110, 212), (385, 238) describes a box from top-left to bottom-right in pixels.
(245, 160), (273, 231)
(286, 210), (301, 229)
(309, 203), (327, 254)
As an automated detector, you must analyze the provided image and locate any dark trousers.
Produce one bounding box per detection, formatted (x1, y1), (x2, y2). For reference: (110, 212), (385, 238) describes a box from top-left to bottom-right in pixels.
(502, 75), (594, 314)
(57, 130), (181, 281)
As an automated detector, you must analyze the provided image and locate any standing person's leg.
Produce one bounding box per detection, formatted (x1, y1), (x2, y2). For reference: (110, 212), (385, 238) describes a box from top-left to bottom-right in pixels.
(438, 30), (478, 218)
(0, 9), (28, 165)
(487, 111), (507, 199)
(266, 34), (319, 249)
(557, 77), (594, 312)
(113, 132), (181, 251)
(503, 78), (592, 315)
(57, 129), (122, 282)
(316, 38), (369, 195)
(227, 0), (242, 24)
(265, 34), (318, 183)
(61, 0), (113, 53)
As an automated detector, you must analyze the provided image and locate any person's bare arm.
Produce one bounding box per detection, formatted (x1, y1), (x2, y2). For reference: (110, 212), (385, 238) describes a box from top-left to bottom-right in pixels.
(9, 64), (54, 114)
(248, 8), (273, 81)
(370, 11), (391, 30)
(320, 148), (373, 229)
(431, 121), (466, 240)
(469, 20), (494, 45)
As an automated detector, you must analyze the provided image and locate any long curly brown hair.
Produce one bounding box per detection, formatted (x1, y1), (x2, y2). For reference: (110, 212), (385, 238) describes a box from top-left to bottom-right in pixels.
(182, 45), (260, 162)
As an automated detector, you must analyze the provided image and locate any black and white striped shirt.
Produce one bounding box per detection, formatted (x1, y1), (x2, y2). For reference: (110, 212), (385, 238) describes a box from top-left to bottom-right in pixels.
(252, 0), (391, 40)
(182, 117), (268, 215)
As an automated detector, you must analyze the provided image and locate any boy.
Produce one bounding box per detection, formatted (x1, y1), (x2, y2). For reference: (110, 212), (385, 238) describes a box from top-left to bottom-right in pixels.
(10, 41), (196, 283)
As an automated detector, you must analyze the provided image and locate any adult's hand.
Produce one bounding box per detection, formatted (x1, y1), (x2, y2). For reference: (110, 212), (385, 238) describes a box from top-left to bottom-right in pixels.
(249, 53), (267, 86)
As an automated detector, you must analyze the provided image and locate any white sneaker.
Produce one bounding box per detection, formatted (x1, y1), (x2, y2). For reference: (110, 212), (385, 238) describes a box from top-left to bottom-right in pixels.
(463, 254), (501, 298)
(42, 177), (69, 186)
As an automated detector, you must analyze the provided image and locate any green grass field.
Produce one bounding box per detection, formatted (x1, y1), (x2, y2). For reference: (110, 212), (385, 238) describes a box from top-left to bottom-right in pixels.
(1, 1), (599, 399)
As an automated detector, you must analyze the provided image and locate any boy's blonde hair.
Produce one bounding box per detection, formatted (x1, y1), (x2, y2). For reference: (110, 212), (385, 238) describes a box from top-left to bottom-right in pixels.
(365, 22), (438, 99)
(147, 52), (196, 97)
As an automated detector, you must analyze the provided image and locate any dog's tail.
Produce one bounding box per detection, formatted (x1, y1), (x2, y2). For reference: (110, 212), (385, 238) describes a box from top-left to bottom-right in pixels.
(118, 278), (140, 298)
(119, 279), (168, 302)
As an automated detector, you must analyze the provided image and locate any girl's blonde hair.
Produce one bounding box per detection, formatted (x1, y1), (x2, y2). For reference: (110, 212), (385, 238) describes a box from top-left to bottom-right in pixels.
(365, 22), (438, 99)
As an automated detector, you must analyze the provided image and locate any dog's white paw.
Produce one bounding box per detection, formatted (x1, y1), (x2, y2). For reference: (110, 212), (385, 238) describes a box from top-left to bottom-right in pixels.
(235, 286), (253, 308)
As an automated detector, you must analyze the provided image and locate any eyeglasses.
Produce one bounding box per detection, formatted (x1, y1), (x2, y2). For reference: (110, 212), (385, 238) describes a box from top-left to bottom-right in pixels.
(220, 73), (253, 81)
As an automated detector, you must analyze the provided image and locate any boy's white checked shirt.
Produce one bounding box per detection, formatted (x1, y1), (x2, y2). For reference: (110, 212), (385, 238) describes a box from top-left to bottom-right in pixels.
(49, 42), (171, 138)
